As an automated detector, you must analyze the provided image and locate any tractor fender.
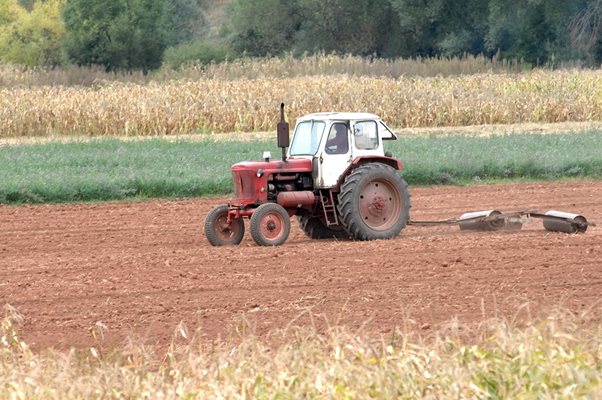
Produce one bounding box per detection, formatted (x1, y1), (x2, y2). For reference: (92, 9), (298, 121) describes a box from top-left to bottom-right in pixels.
(334, 156), (403, 191)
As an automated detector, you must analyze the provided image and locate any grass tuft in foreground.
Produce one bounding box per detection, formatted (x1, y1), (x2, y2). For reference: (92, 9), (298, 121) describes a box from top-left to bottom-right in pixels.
(1, 304), (601, 399)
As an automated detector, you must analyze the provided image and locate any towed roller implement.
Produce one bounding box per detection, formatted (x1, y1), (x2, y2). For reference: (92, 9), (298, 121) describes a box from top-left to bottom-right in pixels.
(409, 210), (593, 233)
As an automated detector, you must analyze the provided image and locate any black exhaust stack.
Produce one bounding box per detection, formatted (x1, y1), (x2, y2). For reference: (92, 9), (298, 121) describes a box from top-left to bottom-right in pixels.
(277, 103), (290, 161)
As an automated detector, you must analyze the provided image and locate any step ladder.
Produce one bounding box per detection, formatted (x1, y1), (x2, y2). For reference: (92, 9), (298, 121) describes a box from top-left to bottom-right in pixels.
(320, 190), (339, 226)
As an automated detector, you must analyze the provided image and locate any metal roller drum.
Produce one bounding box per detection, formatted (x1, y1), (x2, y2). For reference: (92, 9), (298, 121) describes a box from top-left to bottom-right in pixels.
(543, 210), (588, 233)
(458, 210), (505, 231)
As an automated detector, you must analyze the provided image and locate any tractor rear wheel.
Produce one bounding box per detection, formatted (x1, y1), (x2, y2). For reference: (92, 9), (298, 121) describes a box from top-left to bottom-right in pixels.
(337, 163), (410, 241)
(297, 215), (349, 240)
(204, 205), (245, 246)
(250, 203), (291, 246)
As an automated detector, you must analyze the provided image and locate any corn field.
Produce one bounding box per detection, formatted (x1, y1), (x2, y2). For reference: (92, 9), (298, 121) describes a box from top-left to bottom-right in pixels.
(2, 69), (602, 137)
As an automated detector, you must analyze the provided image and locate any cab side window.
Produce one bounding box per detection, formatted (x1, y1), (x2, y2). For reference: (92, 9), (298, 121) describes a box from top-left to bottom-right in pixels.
(325, 123), (349, 154)
(354, 121), (378, 150)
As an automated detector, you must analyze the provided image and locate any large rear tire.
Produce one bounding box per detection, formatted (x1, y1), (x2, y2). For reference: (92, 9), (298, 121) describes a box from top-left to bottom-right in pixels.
(204, 205), (245, 246)
(337, 163), (410, 240)
(297, 215), (349, 240)
(250, 203), (291, 246)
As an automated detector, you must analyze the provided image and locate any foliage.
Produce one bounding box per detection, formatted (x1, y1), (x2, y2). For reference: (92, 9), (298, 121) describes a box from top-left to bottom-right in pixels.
(569, 0), (602, 64)
(1, 131), (602, 204)
(162, 0), (207, 47)
(227, 0), (302, 56)
(3, 0), (602, 70)
(226, 0), (400, 57)
(295, 0), (400, 56)
(0, 0), (65, 67)
(389, 0), (488, 57)
(0, 0), (22, 25)
(61, 0), (165, 71)
(162, 39), (232, 69)
(485, 0), (585, 65)
(223, 0), (602, 65)
(61, 0), (206, 71)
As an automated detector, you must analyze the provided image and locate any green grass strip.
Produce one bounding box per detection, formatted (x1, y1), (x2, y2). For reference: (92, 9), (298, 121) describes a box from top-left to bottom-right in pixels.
(1, 131), (602, 204)
(390, 131), (602, 185)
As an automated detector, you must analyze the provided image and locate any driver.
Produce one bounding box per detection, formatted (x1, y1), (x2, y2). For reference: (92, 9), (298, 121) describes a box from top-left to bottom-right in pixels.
(325, 124), (349, 154)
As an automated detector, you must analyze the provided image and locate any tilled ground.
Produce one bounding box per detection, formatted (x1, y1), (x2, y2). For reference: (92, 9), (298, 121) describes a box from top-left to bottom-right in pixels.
(1, 181), (601, 350)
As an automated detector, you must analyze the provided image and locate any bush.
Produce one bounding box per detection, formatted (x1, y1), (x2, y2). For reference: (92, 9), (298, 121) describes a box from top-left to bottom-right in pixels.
(162, 39), (233, 69)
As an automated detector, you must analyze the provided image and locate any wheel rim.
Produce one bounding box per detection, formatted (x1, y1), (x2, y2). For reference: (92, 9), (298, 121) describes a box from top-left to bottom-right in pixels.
(260, 212), (286, 241)
(358, 178), (402, 231)
(215, 213), (242, 242)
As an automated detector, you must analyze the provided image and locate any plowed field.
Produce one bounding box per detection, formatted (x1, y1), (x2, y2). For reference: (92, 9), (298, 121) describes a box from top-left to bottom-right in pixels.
(1, 181), (601, 350)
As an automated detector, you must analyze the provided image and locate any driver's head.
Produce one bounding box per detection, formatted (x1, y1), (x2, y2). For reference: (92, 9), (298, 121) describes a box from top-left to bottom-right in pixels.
(335, 125), (346, 136)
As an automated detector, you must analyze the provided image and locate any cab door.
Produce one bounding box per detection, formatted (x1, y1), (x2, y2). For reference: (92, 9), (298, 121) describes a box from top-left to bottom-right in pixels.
(351, 120), (381, 156)
(315, 122), (352, 188)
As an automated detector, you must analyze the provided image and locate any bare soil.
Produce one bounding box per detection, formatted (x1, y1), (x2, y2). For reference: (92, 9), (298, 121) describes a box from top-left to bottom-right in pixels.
(1, 181), (601, 350)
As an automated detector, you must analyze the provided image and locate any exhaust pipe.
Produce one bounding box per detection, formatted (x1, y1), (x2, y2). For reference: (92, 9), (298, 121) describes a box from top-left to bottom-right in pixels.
(277, 103), (290, 161)
(542, 210), (588, 233)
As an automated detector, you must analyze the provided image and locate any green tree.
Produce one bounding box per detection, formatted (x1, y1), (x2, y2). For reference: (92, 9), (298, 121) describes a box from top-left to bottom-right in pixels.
(62, 0), (168, 71)
(295, 0), (399, 56)
(227, 0), (302, 56)
(163, 0), (207, 47)
(17, 0), (33, 10)
(226, 0), (400, 57)
(222, 0), (599, 65)
(569, 0), (602, 64)
(0, 0), (23, 26)
(486, 0), (584, 65)
(388, 0), (488, 57)
(0, 0), (65, 66)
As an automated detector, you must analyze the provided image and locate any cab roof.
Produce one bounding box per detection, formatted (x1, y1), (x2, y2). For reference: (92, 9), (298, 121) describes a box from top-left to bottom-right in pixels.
(296, 112), (381, 122)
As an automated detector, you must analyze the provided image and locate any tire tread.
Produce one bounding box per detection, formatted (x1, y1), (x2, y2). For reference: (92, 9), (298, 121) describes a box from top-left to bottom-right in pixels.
(337, 163), (411, 240)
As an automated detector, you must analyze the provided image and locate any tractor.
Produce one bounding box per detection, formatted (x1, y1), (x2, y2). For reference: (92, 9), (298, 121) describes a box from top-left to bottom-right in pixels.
(204, 104), (411, 246)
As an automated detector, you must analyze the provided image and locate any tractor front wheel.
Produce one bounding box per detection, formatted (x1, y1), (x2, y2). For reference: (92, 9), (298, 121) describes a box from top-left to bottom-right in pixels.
(337, 163), (410, 241)
(250, 203), (291, 246)
(204, 205), (245, 246)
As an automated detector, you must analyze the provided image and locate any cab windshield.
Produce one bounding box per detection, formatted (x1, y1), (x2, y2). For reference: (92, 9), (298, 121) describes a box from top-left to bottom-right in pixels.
(289, 121), (325, 156)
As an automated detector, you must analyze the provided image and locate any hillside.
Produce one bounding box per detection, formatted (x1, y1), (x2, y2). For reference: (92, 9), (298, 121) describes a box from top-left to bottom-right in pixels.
(202, 0), (232, 37)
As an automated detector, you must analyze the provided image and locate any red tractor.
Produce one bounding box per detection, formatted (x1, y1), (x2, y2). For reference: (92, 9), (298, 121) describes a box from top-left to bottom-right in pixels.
(204, 104), (411, 246)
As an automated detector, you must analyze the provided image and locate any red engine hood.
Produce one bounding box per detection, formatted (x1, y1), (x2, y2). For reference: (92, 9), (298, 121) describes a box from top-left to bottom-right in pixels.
(230, 158), (313, 207)
(231, 158), (312, 174)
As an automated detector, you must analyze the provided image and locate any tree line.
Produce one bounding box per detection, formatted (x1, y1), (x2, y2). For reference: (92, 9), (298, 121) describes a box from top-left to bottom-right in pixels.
(1, 0), (602, 71)
(228, 0), (602, 66)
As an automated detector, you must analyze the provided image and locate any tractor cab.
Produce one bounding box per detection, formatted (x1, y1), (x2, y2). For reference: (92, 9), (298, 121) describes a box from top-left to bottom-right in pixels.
(288, 112), (398, 188)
